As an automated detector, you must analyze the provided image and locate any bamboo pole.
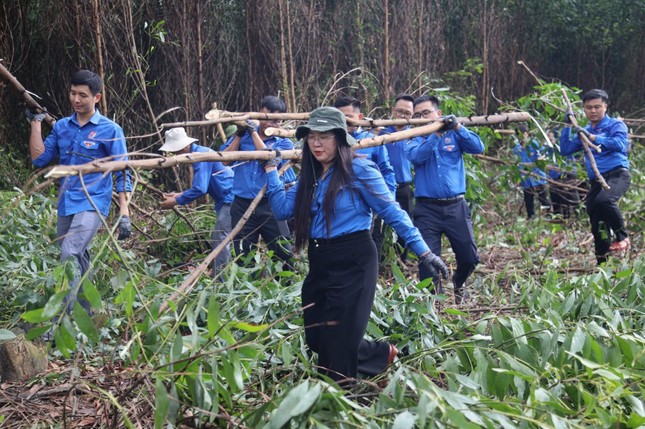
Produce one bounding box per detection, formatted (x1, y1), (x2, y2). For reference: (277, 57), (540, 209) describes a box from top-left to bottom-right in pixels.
(561, 89), (609, 190)
(159, 162), (293, 314)
(164, 111), (532, 130)
(0, 63), (57, 126)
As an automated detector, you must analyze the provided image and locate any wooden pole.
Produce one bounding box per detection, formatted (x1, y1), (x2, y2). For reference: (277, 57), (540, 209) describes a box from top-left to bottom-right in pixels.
(0, 63), (57, 127)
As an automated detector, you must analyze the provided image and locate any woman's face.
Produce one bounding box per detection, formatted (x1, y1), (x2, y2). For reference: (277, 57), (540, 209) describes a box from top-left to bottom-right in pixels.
(307, 131), (338, 169)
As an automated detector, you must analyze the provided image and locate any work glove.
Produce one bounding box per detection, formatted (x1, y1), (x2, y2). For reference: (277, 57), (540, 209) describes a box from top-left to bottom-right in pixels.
(574, 125), (591, 139)
(236, 120), (256, 136)
(441, 114), (458, 132)
(563, 109), (574, 125)
(117, 215), (131, 240)
(262, 149), (282, 169)
(25, 108), (47, 123)
(419, 252), (449, 280)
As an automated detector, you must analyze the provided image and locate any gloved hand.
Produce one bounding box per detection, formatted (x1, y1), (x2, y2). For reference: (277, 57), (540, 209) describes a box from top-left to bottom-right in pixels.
(236, 120), (256, 136)
(117, 215), (131, 240)
(420, 252), (449, 280)
(563, 109), (574, 125)
(25, 108), (47, 123)
(262, 149), (282, 169)
(574, 125), (591, 139)
(441, 114), (458, 131)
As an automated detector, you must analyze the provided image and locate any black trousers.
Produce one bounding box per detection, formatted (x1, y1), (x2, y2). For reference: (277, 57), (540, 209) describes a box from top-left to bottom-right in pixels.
(413, 198), (479, 290)
(303, 231), (389, 384)
(585, 168), (631, 263)
(522, 185), (550, 218)
(230, 196), (292, 264)
(550, 174), (580, 219)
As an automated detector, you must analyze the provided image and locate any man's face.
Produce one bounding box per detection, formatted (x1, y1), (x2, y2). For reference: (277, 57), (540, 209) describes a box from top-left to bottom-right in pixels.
(337, 105), (362, 133)
(392, 99), (413, 129)
(413, 101), (441, 120)
(258, 107), (281, 134)
(583, 98), (607, 124)
(69, 84), (100, 116)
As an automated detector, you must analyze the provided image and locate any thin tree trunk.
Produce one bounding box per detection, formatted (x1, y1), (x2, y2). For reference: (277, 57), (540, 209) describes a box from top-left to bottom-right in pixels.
(92, 0), (108, 114)
(417, 0), (424, 92)
(286, 0), (296, 111)
(383, 0), (390, 101)
(195, 0), (206, 144)
(480, 0), (490, 114)
(245, 0), (253, 108)
(74, 0), (82, 68)
(278, 0), (290, 111)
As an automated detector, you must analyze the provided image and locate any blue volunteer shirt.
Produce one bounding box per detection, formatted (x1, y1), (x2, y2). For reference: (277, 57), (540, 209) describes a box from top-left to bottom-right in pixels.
(222, 130), (296, 199)
(404, 126), (484, 199)
(381, 125), (413, 184)
(33, 110), (132, 217)
(560, 115), (629, 179)
(266, 157), (430, 257)
(175, 144), (234, 212)
(513, 140), (547, 188)
(351, 128), (397, 195)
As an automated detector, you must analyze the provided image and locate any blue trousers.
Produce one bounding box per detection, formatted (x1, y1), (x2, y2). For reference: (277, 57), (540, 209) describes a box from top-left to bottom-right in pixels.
(413, 198), (479, 290)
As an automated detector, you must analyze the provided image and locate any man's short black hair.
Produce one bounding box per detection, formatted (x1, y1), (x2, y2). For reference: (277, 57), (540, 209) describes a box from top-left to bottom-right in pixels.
(71, 70), (103, 95)
(516, 122), (529, 134)
(259, 95), (287, 113)
(395, 93), (414, 104)
(582, 89), (609, 104)
(334, 96), (361, 110)
(413, 94), (440, 109)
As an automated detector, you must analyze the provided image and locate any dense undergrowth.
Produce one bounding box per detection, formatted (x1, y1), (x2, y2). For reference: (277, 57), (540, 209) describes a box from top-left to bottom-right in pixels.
(0, 85), (643, 428)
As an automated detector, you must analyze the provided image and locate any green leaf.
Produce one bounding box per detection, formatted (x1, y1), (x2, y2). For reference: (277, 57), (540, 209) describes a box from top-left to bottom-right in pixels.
(230, 321), (269, 333)
(570, 327), (586, 354)
(269, 381), (321, 429)
(73, 302), (98, 343)
(154, 379), (169, 429)
(0, 329), (17, 341)
(42, 290), (68, 320)
(81, 278), (103, 310)
(207, 295), (220, 339)
(392, 411), (417, 429)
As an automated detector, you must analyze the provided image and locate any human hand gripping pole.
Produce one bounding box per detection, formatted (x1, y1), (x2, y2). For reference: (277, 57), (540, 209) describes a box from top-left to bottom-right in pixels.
(441, 114), (458, 132)
(25, 107), (47, 123)
(262, 149), (282, 169)
(419, 251), (449, 280)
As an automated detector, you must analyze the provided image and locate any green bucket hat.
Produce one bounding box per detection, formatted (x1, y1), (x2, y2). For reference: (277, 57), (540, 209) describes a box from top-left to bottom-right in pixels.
(296, 106), (357, 147)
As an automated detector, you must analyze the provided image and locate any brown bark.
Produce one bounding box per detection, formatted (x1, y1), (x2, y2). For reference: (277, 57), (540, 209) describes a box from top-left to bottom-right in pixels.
(92, 0), (108, 114)
(0, 63), (57, 126)
(195, 0), (207, 145)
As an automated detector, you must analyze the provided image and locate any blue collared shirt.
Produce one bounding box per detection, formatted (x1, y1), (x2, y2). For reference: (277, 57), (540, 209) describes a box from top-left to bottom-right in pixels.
(404, 126), (484, 198)
(33, 110), (132, 217)
(560, 115), (629, 179)
(381, 125), (413, 184)
(352, 128), (397, 195)
(175, 144), (234, 211)
(222, 130), (296, 199)
(513, 140), (547, 188)
(266, 157), (430, 257)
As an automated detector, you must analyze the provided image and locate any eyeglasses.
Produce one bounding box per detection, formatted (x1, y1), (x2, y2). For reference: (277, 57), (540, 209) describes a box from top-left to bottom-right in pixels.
(394, 109), (413, 119)
(307, 132), (335, 144)
(412, 109), (436, 119)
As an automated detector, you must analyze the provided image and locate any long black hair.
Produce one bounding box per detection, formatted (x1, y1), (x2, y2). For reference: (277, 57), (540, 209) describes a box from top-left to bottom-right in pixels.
(292, 130), (355, 251)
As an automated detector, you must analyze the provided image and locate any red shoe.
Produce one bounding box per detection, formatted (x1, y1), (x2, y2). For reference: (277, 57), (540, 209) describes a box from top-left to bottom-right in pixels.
(609, 237), (630, 252)
(387, 344), (398, 366)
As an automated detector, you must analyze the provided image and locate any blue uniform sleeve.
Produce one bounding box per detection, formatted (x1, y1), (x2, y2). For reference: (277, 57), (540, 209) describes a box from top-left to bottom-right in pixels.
(353, 160), (429, 256)
(266, 169), (297, 220)
(454, 126), (485, 154)
(372, 145), (397, 195)
(109, 125), (132, 193)
(33, 124), (62, 168)
(595, 120), (629, 151)
(559, 128), (582, 156)
(176, 161), (210, 205)
(404, 135), (439, 164)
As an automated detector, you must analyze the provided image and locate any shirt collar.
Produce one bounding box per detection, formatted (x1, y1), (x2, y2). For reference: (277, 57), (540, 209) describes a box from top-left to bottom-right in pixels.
(71, 110), (102, 126)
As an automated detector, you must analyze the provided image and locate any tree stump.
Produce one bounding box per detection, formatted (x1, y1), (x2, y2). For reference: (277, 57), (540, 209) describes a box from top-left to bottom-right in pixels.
(0, 335), (48, 382)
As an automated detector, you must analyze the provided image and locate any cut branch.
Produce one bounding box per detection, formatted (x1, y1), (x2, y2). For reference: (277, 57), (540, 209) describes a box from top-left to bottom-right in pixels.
(0, 63), (57, 126)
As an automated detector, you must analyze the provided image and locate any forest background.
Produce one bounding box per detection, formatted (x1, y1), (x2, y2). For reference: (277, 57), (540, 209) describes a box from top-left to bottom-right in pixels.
(0, 1), (644, 428)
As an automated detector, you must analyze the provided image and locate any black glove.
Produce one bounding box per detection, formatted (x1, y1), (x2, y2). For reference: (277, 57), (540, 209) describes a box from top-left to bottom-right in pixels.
(563, 109), (574, 125)
(236, 120), (256, 137)
(420, 252), (449, 280)
(262, 149), (282, 169)
(117, 215), (131, 240)
(25, 108), (47, 123)
(441, 114), (458, 131)
(574, 125), (591, 139)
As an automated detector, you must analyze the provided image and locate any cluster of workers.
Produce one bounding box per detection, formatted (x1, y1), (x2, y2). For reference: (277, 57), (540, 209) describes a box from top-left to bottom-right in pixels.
(26, 70), (631, 385)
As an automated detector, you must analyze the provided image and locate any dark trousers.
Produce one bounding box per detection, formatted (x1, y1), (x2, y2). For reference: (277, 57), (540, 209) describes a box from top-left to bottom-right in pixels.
(550, 174), (580, 219)
(585, 168), (631, 263)
(371, 216), (385, 264)
(395, 183), (414, 260)
(230, 196), (292, 264)
(413, 198), (479, 291)
(303, 231), (389, 384)
(523, 185), (550, 218)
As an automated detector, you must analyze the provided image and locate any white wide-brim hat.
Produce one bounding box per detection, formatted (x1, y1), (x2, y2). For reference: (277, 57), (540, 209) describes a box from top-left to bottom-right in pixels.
(159, 127), (198, 152)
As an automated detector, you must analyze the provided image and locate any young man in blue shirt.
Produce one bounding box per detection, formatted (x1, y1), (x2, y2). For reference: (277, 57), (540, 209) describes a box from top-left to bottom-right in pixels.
(158, 127), (234, 277)
(27, 70), (132, 313)
(222, 96), (295, 268)
(334, 96), (397, 267)
(405, 95), (485, 303)
(560, 89), (631, 264)
(513, 123), (550, 219)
